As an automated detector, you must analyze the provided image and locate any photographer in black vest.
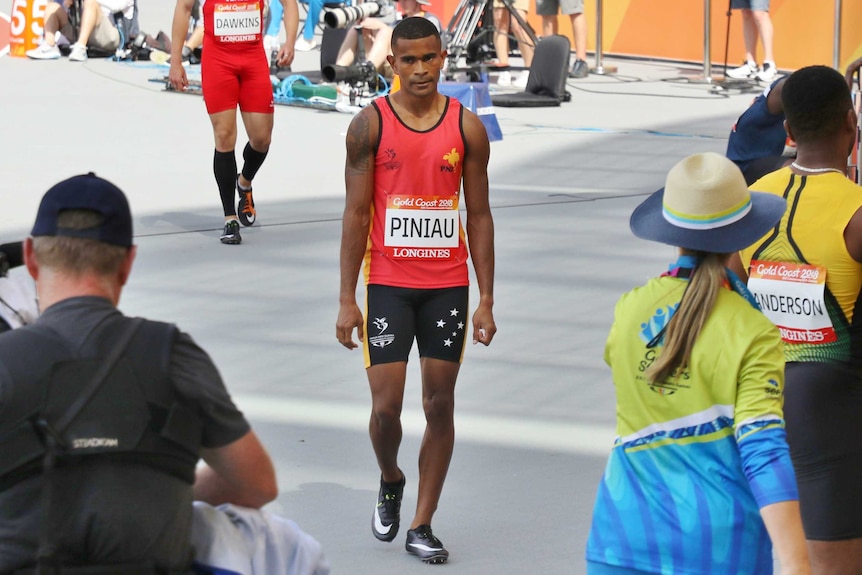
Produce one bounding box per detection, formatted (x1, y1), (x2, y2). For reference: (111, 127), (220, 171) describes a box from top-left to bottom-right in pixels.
(0, 173), (277, 574)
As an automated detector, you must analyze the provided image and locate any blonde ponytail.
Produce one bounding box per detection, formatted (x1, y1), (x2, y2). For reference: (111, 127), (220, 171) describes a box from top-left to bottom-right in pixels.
(646, 252), (727, 383)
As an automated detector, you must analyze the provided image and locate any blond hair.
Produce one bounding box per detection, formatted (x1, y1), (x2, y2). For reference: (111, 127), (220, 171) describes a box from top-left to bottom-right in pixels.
(32, 210), (129, 276)
(646, 251), (727, 383)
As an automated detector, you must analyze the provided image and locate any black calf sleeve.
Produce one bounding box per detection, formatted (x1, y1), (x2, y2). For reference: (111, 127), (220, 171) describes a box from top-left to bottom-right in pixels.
(214, 149), (238, 217)
(240, 142), (269, 183)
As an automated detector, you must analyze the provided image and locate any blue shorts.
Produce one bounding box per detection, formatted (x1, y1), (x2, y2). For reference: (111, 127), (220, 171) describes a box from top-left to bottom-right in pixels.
(731, 0), (770, 10)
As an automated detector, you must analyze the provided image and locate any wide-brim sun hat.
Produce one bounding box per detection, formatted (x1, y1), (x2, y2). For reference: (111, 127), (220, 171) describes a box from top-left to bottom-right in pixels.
(629, 152), (786, 253)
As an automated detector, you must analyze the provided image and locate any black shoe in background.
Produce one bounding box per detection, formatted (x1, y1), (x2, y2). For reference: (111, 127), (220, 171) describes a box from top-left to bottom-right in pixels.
(220, 220), (242, 245)
(569, 58), (589, 79)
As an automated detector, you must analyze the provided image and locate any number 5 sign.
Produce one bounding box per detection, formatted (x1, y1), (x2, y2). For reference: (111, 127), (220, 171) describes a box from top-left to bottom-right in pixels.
(9, 0), (49, 57)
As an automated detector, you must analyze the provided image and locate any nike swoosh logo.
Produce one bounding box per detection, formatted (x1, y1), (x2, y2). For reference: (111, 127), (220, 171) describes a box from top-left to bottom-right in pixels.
(408, 543), (442, 552)
(374, 508), (392, 535)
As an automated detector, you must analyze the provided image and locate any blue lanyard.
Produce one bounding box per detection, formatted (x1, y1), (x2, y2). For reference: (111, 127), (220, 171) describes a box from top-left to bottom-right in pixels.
(663, 255), (761, 310)
(648, 255), (761, 349)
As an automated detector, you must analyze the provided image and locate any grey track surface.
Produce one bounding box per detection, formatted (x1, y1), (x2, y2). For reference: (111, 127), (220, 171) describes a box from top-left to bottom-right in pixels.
(0, 2), (771, 573)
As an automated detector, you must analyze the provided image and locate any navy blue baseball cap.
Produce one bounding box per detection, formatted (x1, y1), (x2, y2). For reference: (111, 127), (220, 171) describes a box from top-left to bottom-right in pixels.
(31, 173), (133, 247)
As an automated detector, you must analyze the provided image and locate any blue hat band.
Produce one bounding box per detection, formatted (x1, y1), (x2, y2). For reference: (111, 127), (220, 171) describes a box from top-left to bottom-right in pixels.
(662, 198), (752, 231)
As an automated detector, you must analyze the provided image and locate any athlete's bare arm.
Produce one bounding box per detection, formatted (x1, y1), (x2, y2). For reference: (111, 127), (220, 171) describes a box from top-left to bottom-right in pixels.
(461, 109), (496, 346)
(844, 206), (862, 264)
(277, 0), (299, 67)
(168, 0), (195, 91)
(337, 106), (380, 349)
(765, 78), (785, 116)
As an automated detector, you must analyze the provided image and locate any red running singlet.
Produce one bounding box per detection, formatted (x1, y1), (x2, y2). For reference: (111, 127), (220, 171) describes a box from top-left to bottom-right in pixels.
(200, 0), (272, 114)
(364, 96), (470, 289)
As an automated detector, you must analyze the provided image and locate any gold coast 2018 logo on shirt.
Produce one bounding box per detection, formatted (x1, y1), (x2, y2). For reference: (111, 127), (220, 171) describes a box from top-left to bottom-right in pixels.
(440, 148), (460, 173)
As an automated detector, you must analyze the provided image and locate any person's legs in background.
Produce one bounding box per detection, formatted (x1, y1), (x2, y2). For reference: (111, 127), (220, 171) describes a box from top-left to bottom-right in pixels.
(264, 0), (285, 54)
(564, 0), (588, 78)
(296, 0), (324, 50)
(727, 0), (776, 81)
(751, 6), (776, 82)
(494, 0), (534, 88)
(26, 2), (70, 59)
(67, 0), (120, 62)
(493, 4), (514, 86)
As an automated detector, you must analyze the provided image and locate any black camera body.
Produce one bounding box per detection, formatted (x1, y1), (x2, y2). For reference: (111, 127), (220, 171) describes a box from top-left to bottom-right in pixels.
(322, 60), (378, 87)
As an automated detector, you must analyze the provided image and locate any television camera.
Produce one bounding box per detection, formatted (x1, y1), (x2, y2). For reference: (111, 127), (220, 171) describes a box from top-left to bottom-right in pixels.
(323, 0), (394, 29)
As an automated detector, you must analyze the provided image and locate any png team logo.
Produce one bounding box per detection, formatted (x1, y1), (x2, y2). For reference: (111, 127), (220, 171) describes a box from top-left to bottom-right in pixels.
(369, 317), (395, 348)
(440, 148), (460, 172)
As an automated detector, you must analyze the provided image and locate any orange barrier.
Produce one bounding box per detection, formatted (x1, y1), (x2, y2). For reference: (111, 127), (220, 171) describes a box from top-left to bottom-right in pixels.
(0, 12), (11, 57)
(9, 0), (49, 58)
(429, 0), (862, 73)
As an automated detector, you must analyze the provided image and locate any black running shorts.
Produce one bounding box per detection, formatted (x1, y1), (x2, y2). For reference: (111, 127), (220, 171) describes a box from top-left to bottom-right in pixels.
(784, 361), (862, 540)
(363, 284), (469, 368)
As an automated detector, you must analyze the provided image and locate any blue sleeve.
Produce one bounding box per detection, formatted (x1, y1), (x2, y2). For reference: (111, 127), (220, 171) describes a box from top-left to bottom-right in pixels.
(737, 423), (799, 508)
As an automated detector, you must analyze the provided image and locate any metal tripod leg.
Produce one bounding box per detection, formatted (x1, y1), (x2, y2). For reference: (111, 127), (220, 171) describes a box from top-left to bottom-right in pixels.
(442, 0), (538, 80)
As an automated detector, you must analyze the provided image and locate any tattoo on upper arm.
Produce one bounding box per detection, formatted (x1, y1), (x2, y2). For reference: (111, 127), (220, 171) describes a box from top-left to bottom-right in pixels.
(347, 114), (371, 176)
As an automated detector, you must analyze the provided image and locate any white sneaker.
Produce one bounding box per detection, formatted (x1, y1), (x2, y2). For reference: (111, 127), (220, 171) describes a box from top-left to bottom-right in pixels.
(756, 62), (777, 83)
(726, 61), (757, 79)
(68, 43), (88, 62)
(294, 37), (317, 51)
(496, 70), (512, 87)
(263, 34), (279, 55)
(513, 72), (529, 89)
(26, 43), (61, 60)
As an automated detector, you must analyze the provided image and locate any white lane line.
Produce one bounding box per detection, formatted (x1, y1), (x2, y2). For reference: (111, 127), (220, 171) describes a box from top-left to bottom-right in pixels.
(490, 183), (640, 195)
(234, 394), (615, 457)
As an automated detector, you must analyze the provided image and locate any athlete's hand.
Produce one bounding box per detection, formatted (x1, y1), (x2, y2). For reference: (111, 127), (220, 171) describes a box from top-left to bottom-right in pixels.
(168, 62), (188, 92)
(277, 43), (295, 68)
(336, 301), (365, 350)
(472, 303), (496, 346)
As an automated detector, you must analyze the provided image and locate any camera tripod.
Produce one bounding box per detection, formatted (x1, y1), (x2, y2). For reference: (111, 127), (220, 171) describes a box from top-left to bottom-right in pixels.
(441, 0), (539, 81)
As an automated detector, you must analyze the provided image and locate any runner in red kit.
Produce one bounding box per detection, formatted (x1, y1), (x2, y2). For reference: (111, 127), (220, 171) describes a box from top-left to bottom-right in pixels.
(336, 17), (496, 564)
(169, 0), (298, 245)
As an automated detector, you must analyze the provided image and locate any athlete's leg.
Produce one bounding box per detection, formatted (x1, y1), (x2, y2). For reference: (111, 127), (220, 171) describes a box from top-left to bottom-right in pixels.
(412, 357), (459, 528)
(238, 112), (273, 188)
(364, 285), (417, 484)
(367, 362), (409, 483)
(210, 110), (240, 219)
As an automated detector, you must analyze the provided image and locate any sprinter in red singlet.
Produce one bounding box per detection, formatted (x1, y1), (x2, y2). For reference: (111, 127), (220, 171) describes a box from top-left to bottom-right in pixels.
(336, 16), (496, 565)
(169, 0), (298, 245)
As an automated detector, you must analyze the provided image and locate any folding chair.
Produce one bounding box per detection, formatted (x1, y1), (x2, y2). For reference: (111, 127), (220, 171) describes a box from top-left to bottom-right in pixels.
(491, 34), (572, 108)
